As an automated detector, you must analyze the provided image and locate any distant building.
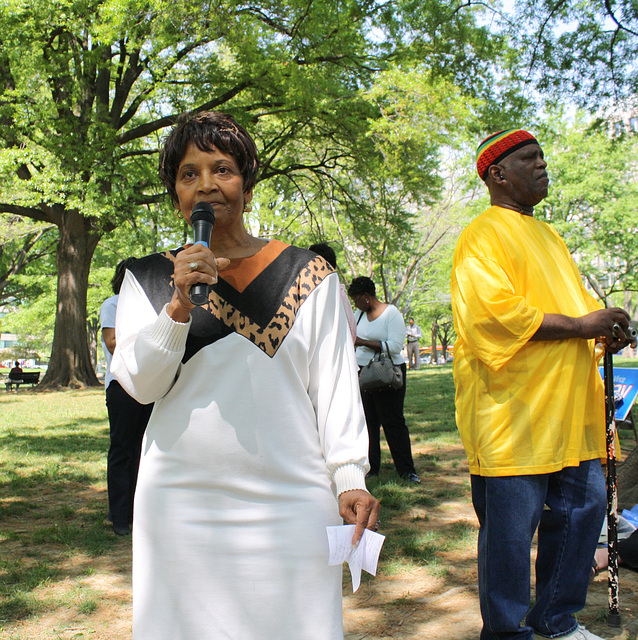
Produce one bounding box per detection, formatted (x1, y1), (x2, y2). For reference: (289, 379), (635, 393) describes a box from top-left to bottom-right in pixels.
(0, 333), (40, 368)
(0, 332), (20, 351)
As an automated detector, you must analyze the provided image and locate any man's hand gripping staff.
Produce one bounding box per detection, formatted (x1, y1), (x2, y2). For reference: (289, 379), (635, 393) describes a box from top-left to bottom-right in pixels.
(612, 320), (638, 349)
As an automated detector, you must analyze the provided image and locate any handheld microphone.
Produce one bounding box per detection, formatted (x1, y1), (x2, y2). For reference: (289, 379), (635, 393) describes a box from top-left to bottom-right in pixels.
(189, 202), (216, 306)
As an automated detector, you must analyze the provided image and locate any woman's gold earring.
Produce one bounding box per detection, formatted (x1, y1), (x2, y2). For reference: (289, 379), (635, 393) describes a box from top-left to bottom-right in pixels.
(244, 202), (253, 213)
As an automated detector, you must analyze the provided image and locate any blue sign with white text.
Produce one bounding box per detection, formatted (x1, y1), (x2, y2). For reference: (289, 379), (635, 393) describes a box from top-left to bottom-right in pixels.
(599, 367), (638, 422)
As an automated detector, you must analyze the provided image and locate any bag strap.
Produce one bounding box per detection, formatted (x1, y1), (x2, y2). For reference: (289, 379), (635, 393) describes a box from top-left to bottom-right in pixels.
(356, 311), (364, 325)
(381, 341), (395, 362)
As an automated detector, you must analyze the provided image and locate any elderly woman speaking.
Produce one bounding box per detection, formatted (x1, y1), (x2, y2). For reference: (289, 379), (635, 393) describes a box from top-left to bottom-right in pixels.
(111, 111), (379, 640)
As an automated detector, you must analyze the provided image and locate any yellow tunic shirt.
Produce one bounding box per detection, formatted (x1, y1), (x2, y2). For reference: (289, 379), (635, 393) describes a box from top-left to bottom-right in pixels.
(451, 206), (606, 477)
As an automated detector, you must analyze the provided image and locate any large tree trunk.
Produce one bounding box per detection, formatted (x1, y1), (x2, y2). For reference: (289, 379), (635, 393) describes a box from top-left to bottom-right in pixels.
(40, 210), (102, 389)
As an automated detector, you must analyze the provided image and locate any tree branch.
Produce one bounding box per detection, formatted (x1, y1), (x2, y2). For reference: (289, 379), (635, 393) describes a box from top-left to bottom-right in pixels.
(116, 80), (253, 144)
(604, 0), (638, 37)
(527, 0), (570, 78)
(0, 204), (56, 225)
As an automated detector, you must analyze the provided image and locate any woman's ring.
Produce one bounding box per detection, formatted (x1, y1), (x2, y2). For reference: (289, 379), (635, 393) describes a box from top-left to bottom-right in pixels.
(189, 261), (198, 272)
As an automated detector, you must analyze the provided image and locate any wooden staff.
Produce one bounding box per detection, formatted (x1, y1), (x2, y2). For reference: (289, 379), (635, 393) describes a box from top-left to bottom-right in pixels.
(606, 320), (637, 626)
(604, 347), (621, 627)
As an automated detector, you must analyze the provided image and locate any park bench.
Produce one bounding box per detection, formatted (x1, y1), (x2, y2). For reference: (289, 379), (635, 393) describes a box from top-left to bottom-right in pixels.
(5, 371), (40, 391)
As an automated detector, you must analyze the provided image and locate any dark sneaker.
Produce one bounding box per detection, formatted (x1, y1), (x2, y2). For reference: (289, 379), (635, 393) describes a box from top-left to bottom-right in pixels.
(113, 524), (131, 536)
(401, 473), (421, 484)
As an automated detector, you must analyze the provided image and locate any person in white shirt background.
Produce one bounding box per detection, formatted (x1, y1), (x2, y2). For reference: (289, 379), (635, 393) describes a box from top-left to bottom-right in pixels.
(405, 317), (422, 370)
(349, 276), (420, 484)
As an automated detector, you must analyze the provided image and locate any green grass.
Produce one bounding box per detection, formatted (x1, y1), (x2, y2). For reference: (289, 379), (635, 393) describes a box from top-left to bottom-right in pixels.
(0, 376), (473, 628)
(404, 365), (458, 445)
(2, 358), (637, 631)
(0, 389), (117, 627)
(365, 364), (478, 575)
(614, 356), (638, 368)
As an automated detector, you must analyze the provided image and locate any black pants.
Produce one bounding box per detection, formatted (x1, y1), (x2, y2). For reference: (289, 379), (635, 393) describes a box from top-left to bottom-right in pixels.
(106, 381), (153, 527)
(361, 363), (416, 476)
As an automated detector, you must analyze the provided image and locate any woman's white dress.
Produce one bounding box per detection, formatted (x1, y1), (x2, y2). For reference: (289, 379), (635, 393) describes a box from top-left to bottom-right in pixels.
(111, 240), (369, 640)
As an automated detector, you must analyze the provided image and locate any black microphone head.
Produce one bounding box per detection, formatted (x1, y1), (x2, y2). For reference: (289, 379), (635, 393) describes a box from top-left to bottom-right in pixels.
(190, 201), (216, 226)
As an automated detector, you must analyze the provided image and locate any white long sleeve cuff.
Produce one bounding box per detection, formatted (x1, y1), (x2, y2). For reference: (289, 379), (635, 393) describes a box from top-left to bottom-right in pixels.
(145, 304), (192, 352)
(333, 463), (368, 496)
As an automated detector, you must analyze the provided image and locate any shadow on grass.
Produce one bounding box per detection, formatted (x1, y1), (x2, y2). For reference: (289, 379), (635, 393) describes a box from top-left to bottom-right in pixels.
(1, 418), (109, 453)
(0, 481), (124, 623)
(366, 472), (474, 569)
(1, 427), (110, 495)
(361, 366), (477, 584)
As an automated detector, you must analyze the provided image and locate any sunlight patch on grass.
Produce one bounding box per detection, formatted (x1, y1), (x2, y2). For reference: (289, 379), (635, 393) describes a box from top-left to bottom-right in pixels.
(380, 556), (426, 575)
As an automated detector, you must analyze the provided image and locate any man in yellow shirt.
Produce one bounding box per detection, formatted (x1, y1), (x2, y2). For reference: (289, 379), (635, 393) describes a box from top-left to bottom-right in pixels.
(451, 129), (632, 640)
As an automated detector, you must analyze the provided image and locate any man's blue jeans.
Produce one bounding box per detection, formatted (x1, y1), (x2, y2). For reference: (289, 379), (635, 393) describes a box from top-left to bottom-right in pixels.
(471, 460), (606, 639)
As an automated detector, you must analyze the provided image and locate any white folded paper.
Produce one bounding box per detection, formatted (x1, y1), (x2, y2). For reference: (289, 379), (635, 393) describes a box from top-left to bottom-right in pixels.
(326, 525), (385, 592)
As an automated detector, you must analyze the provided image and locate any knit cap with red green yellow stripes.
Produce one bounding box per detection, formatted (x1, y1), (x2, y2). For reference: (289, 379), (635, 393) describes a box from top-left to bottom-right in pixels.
(476, 129), (538, 181)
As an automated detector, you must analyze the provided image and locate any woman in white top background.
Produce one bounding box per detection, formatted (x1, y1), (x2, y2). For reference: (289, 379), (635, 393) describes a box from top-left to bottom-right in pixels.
(348, 276), (420, 484)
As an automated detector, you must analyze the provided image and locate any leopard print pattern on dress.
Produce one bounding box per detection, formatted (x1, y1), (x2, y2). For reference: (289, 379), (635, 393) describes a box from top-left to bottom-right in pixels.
(204, 255), (331, 357)
(162, 251), (332, 358)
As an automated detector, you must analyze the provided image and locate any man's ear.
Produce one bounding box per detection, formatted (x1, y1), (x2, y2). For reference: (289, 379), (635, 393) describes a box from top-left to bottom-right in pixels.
(488, 165), (506, 184)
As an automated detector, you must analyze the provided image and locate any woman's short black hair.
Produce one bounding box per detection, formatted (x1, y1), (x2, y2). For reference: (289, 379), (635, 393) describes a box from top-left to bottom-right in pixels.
(347, 276), (376, 298)
(308, 242), (337, 269)
(159, 111), (260, 204)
